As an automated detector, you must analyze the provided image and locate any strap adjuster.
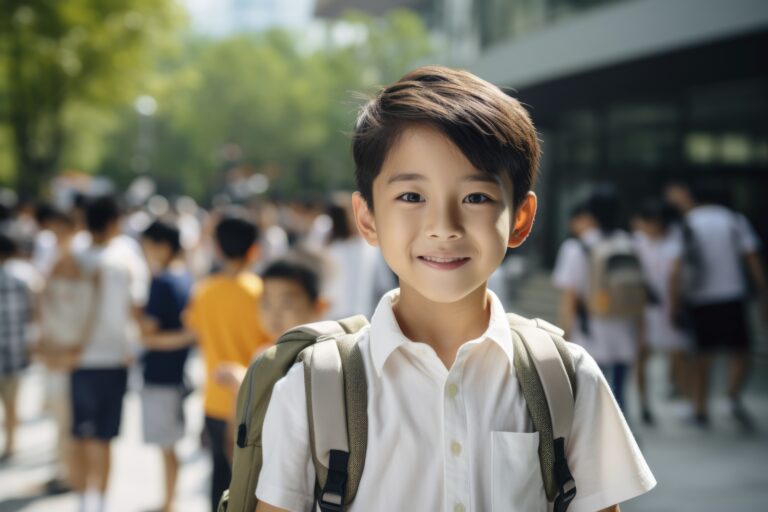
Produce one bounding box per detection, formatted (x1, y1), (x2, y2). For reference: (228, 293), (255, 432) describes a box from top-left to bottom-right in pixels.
(317, 450), (349, 512)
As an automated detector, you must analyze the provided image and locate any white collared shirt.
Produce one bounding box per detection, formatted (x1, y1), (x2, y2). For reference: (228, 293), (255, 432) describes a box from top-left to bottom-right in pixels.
(257, 289), (656, 512)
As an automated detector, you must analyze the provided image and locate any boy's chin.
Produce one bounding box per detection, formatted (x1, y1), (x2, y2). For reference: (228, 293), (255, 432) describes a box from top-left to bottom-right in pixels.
(402, 279), (488, 305)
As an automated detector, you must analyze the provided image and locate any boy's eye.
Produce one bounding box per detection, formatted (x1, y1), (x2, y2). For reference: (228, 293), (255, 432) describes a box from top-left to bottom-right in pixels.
(397, 192), (424, 203)
(464, 193), (492, 204)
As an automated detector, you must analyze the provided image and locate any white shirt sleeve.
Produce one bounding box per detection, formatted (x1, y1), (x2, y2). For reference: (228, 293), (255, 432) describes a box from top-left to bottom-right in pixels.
(256, 363), (316, 512)
(734, 213), (760, 254)
(552, 239), (589, 294)
(566, 343), (656, 512)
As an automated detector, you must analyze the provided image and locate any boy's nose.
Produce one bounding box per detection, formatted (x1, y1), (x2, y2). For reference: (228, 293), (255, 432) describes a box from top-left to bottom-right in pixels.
(425, 204), (464, 240)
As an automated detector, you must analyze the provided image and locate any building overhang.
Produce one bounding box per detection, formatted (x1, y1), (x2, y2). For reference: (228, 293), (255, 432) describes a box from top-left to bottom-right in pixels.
(471, 0), (768, 89)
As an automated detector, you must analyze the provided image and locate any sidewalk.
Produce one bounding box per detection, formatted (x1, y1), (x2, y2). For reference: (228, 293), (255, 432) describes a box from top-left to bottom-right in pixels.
(0, 358), (210, 512)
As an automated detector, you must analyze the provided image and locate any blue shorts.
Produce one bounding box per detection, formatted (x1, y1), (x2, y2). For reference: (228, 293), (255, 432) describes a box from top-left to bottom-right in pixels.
(70, 368), (128, 440)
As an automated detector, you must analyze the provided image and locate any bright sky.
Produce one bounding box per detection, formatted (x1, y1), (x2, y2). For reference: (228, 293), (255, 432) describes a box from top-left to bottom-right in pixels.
(181, 0), (316, 35)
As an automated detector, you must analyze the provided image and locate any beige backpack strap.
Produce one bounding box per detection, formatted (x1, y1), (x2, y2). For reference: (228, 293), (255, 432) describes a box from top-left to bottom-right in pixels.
(508, 314), (577, 511)
(302, 316), (369, 512)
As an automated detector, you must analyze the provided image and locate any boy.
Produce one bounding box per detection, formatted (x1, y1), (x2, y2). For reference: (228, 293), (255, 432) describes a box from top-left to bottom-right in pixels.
(255, 67), (655, 512)
(214, 253), (329, 391)
(37, 208), (95, 494)
(0, 232), (32, 463)
(69, 195), (148, 512)
(138, 220), (193, 512)
(552, 189), (645, 414)
(182, 209), (272, 512)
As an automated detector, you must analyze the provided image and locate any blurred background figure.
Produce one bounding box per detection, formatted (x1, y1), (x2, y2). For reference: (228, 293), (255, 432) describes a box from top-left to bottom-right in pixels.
(138, 220), (194, 512)
(0, 232), (33, 464)
(553, 187), (646, 415)
(665, 181), (768, 429)
(632, 198), (693, 425)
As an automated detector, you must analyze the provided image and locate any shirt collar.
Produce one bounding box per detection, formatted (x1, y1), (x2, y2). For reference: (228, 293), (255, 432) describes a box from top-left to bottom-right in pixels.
(369, 288), (514, 376)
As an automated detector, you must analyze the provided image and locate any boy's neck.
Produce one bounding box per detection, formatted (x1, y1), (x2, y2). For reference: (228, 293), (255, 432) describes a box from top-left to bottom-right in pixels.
(220, 258), (250, 276)
(392, 283), (491, 370)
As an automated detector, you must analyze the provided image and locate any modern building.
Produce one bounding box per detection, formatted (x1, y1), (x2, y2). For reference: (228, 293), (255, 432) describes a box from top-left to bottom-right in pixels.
(453, 0), (768, 264)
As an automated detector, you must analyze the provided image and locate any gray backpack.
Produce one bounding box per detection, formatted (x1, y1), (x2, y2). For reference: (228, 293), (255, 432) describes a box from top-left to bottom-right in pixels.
(219, 313), (578, 512)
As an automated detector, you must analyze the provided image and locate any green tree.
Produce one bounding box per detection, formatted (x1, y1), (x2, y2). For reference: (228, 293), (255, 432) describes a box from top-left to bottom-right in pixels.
(99, 8), (433, 200)
(0, 0), (181, 196)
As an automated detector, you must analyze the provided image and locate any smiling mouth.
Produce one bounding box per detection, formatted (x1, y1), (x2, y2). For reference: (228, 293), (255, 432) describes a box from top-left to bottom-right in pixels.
(418, 255), (471, 270)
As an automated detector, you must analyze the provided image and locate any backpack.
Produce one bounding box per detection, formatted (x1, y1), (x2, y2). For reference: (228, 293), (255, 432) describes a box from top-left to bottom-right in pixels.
(582, 232), (647, 318)
(219, 313), (578, 512)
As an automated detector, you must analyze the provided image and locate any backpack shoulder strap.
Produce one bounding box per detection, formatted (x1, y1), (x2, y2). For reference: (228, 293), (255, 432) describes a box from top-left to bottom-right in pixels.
(507, 313), (577, 511)
(302, 316), (369, 512)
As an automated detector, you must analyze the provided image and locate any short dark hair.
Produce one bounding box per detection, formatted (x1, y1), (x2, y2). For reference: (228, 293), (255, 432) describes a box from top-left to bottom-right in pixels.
(261, 254), (322, 302)
(142, 219), (181, 255)
(353, 66), (540, 211)
(636, 198), (677, 229)
(215, 209), (259, 260)
(0, 232), (17, 258)
(85, 195), (121, 234)
(586, 185), (620, 233)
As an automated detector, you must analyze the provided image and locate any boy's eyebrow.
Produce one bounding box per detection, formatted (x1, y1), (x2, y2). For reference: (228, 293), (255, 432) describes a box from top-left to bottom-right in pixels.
(386, 172), (500, 185)
(387, 172), (426, 184)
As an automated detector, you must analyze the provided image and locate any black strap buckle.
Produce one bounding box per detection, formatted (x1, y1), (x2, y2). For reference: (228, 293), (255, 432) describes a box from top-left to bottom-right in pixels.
(317, 449), (349, 512)
(553, 437), (577, 512)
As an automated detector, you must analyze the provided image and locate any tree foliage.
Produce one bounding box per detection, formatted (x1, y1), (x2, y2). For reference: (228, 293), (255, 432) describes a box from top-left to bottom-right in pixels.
(0, 0), (182, 196)
(104, 9), (432, 201)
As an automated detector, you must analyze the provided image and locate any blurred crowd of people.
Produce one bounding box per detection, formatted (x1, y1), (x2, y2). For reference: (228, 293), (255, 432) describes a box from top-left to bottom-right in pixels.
(552, 181), (767, 432)
(0, 187), (394, 512)
(0, 177), (766, 512)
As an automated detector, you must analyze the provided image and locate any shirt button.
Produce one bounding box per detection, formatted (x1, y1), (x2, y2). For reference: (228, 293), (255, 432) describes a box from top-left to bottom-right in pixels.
(450, 440), (462, 456)
(446, 383), (459, 397)
(454, 504), (466, 512)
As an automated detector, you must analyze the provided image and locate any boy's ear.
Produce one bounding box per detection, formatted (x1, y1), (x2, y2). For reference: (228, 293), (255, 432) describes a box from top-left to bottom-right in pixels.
(352, 192), (378, 247)
(314, 297), (330, 318)
(246, 243), (261, 263)
(508, 192), (537, 248)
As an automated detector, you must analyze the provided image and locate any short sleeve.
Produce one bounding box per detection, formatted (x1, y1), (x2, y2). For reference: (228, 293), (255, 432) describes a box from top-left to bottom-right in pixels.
(565, 344), (656, 512)
(256, 363), (315, 511)
(182, 286), (201, 333)
(552, 239), (589, 294)
(734, 214), (760, 254)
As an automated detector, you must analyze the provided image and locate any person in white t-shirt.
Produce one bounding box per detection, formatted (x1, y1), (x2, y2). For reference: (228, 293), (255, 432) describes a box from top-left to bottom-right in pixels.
(68, 195), (148, 512)
(255, 67), (654, 512)
(631, 199), (693, 425)
(665, 182), (768, 428)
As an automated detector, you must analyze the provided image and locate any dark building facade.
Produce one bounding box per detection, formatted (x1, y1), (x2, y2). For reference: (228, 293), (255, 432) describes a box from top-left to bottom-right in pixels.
(466, 0), (768, 265)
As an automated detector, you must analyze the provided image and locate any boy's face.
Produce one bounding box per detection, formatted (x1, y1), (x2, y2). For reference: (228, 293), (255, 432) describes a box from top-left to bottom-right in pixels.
(352, 125), (536, 304)
(141, 238), (172, 275)
(261, 278), (325, 339)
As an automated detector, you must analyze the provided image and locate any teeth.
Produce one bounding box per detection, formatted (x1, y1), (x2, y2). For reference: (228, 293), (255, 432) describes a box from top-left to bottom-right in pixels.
(422, 256), (464, 263)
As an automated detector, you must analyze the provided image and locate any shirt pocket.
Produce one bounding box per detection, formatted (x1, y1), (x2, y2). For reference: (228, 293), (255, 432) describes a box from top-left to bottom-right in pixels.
(491, 431), (547, 512)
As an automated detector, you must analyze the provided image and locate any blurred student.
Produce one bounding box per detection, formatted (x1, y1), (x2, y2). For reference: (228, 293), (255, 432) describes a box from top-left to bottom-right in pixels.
(214, 253), (329, 392)
(37, 209), (97, 493)
(666, 182), (767, 428)
(553, 189), (646, 414)
(183, 209), (271, 512)
(632, 199), (692, 424)
(69, 195), (147, 512)
(138, 220), (193, 512)
(0, 232), (32, 463)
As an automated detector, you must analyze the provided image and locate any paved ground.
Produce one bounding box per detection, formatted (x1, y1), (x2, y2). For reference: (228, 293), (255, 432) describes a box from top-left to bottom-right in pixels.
(1, 351), (768, 512)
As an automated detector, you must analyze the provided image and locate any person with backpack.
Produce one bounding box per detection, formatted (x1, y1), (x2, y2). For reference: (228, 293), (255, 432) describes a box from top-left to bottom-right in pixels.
(553, 187), (647, 415)
(665, 181), (768, 428)
(225, 67), (655, 512)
